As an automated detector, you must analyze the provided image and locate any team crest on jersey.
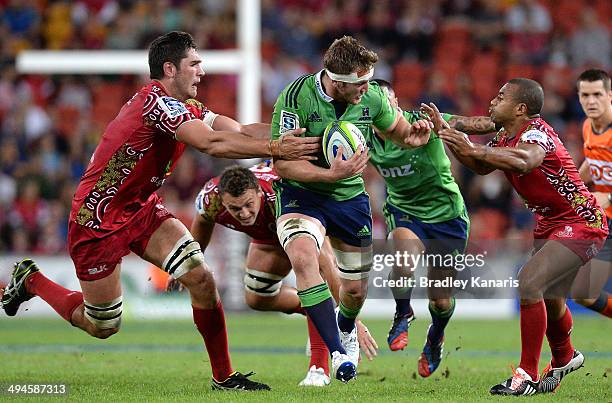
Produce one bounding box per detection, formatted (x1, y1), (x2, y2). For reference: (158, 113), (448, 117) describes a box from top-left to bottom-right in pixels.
(280, 110), (299, 134)
(157, 96), (190, 118)
(359, 107), (371, 121)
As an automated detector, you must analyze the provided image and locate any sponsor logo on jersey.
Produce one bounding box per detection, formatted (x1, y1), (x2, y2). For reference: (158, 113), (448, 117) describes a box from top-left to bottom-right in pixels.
(280, 110), (299, 134)
(157, 96), (190, 118)
(307, 111), (322, 122)
(521, 129), (547, 143)
(586, 157), (612, 186)
(375, 164), (415, 178)
(555, 225), (574, 238)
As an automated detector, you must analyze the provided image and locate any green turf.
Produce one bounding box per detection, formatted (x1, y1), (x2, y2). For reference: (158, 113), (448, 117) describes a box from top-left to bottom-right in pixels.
(0, 314), (610, 402)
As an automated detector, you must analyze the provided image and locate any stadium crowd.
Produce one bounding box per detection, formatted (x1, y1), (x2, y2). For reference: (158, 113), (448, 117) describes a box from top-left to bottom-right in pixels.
(0, 0), (610, 254)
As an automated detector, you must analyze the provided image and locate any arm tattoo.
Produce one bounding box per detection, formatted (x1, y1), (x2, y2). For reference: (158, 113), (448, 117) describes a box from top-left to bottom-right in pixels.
(449, 116), (495, 134)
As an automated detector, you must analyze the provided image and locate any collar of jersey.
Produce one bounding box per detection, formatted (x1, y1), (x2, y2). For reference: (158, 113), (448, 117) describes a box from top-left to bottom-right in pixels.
(315, 70), (333, 103)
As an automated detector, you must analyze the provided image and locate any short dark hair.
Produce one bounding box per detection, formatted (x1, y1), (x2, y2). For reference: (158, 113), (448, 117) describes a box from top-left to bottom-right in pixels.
(218, 166), (259, 198)
(323, 36), (378, 75)
(148, 31), (197, 80)
(507, 78), (544, 115)
(577, 69), (611, 91)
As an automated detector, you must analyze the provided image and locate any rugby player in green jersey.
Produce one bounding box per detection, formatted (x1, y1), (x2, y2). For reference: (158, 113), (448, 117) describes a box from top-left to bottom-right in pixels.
(270, 36), (432, 382)
(370, 79), (491, 377)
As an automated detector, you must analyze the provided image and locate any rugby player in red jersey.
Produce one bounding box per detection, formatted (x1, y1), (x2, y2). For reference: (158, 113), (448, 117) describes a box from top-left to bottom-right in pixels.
(432, 78), (608, 396)
(0, 31), (320, 391)
(173, 163), (377, 386)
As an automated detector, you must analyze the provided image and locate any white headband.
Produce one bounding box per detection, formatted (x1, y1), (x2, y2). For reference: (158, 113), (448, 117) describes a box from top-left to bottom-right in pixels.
(325, 67), (374, 83)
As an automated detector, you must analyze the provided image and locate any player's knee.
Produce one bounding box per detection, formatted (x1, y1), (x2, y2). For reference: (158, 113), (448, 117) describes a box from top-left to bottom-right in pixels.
(343, 280), (368, 301)
(84, 297), (123, 337)
(161, 234), (205, 279)
(517, 271), (543, 299)
(91, 326), (120, 339)
(335, 248), (373, 283)
(430, 298), (451, 311)
(277, 218), (324, 258)
(243, 269), (283, 307)
(182, 267), (217, 298)
(289, 248), (318, 273)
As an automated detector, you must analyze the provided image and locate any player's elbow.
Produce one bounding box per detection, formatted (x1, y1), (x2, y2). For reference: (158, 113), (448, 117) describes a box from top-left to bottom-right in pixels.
(512, 159), (531, 174)
(194, 138), (225, 157)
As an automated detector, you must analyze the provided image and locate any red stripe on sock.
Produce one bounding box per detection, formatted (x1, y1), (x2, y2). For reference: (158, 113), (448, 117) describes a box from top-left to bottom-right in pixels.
(27, 272), (83, 322)
(192, 302), (233, 381)
(307, 315), (329, 375)
(602, 296), (612, 319)
(546, 306), (574, 368)
(519, 301), (547, 380)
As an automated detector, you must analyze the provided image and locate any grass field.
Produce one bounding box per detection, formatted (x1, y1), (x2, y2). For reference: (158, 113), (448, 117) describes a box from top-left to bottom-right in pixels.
(0, 314), (610, 402)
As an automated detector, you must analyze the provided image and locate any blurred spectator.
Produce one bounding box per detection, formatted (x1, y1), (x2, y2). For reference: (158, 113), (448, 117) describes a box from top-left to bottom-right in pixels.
(505, 0), (552, 64)
(568, 7), (611, 69)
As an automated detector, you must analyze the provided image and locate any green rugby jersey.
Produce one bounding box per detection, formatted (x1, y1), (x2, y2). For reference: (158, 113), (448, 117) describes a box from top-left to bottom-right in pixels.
(367, 111), (466, 223)
(271, 71), (397, 201)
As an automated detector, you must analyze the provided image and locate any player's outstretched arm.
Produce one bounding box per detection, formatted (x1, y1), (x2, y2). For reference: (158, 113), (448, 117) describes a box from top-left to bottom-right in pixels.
(212, 115), (272, 139)
(274, 145), (369, 183)
(439, 128), (545, 174)
(420, 102), (495, 135)
(176, 119), (319, 160)
(448, 115), (495, 135)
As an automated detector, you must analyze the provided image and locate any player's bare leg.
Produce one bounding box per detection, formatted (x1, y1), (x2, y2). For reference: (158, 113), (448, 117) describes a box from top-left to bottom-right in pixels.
(243, 243), (297, 312)
(143, 218), (269, 391)
(330, 238), (371, 369)
(73, 266), (123, 339)
(279, 213), (355, 382)
(571, 258), (612, 317)
(242, 242), (330, 385)
(491, 241), (584, 395)
(1, 258), (119, 340)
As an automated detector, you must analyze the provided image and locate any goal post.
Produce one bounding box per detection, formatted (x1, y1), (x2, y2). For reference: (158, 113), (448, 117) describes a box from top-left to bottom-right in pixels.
(15, 0), (261, 124)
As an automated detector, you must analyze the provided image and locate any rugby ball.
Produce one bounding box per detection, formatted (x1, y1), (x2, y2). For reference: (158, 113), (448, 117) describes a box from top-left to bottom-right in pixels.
(322, 121), (365, 165)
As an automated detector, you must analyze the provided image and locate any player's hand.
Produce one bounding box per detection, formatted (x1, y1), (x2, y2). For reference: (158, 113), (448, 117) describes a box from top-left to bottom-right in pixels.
(438, 127), (477, 157)
(593, 191), (611, 209)
(404, 119), (433, 147)
(328, 145), (369, 181)
(420, 102), (450, 133)
(166, 277), (184, 292)
(356, 320), (378, 361)
(273, 128), (321, 160)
